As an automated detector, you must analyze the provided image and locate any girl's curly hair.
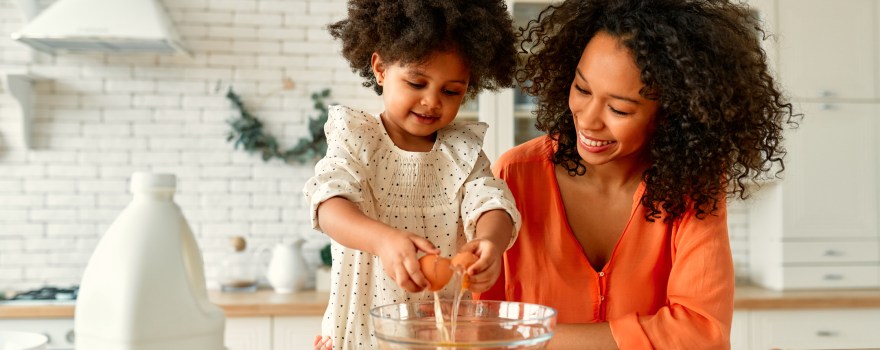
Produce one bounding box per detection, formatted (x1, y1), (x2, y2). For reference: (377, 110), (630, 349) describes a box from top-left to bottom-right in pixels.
(520, 0), (799, 222)
(329, 0), (517, 98)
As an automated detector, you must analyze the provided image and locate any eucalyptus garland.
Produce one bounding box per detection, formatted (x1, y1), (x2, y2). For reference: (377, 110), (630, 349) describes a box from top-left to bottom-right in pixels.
(226, 88), (332, 164)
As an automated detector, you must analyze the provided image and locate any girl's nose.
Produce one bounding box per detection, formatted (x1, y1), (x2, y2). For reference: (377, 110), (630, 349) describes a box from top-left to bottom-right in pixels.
(421, 91), (442, 111)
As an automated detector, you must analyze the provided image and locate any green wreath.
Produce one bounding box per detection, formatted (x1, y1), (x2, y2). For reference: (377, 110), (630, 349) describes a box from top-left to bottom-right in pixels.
(226, 88), (332, 164)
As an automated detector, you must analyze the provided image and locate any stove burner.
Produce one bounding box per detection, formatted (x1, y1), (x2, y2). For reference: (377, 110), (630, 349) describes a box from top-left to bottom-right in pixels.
(9, 286), (79, 301)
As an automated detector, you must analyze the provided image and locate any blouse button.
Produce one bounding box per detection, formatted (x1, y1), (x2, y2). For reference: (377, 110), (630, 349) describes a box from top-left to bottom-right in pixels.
(598, 272), (605, 277)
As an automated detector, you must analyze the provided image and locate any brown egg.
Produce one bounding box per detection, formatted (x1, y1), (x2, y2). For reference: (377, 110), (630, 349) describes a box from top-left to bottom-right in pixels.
(451, 252), (479, 270)
(451, 252), (479, 291)
(419, 254), (453, 291)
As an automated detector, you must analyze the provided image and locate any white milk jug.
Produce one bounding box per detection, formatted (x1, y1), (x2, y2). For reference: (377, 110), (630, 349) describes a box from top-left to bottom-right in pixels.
(74, 172), (225, 350)
(266, 239), (309, 294)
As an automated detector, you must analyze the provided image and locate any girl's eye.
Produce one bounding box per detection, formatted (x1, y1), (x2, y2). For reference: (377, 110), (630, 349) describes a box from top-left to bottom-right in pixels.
(443, 90), (462, 96)
(407, 81), (425, 88)
(574, 85), (591, 95)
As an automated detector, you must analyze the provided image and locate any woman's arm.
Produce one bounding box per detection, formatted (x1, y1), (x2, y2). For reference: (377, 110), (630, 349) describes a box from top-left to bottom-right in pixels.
(548, 323), (617, 350)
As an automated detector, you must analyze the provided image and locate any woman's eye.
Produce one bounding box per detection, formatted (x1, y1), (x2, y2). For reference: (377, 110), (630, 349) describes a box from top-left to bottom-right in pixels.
(574, 85), (591, 95)
(609, 106), (631, 116)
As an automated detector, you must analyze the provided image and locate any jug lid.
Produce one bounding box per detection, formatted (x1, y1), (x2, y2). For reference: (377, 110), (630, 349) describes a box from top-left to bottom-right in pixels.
(130, 172), (176, 193)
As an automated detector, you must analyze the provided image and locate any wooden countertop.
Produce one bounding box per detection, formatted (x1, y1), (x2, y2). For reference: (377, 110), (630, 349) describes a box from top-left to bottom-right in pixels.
(3, 286), (880, 319)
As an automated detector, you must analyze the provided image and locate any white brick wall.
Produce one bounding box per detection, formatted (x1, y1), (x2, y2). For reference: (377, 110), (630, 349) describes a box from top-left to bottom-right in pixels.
(0, 0), (751, 293)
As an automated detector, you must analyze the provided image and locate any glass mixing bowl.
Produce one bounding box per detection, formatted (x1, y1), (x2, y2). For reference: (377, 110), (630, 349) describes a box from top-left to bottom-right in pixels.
(371, 300), (557, 350)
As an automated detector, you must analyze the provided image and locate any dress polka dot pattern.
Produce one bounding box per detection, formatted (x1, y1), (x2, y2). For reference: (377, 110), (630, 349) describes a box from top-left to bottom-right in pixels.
(303, 105), (521, 349)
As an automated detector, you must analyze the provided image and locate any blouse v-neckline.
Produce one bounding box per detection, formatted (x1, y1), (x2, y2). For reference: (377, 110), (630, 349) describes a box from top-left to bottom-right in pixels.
(549, 164), (646, 275)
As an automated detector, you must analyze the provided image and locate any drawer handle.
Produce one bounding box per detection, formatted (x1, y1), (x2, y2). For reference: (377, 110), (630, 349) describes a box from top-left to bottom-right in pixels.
(816, 330), (838, 337)
(823, 273), (844, 281)
(41, 332), (52, 344)
(823, 249), (843, 257)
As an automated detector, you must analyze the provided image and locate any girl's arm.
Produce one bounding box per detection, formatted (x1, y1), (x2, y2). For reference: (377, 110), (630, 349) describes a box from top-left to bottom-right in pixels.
(317, 197), (439, 292)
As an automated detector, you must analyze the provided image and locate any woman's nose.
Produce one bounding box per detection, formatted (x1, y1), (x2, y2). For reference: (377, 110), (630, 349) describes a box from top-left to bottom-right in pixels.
(574, 99), (603, 130)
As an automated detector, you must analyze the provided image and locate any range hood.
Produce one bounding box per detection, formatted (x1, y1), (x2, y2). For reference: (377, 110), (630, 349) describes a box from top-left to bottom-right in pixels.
(10, 0), (189, 55)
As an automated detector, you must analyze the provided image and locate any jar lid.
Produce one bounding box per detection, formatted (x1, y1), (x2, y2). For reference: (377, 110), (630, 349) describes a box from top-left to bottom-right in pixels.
(130, 172), (176, 193)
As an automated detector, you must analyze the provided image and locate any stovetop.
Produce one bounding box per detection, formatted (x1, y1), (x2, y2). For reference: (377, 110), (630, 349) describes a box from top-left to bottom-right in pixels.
(0, 286), (78, 305)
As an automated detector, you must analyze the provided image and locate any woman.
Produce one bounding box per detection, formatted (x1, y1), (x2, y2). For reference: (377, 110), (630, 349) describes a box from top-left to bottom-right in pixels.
(475, 0), (797, 348)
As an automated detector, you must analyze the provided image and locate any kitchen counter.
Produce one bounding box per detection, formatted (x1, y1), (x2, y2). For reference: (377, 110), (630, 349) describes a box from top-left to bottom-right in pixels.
(3, 286), (880, 319)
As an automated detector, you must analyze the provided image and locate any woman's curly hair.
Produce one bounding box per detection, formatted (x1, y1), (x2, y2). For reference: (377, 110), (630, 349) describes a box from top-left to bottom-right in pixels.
(520, 0), (799, 222)
(329, 0), (518, 98)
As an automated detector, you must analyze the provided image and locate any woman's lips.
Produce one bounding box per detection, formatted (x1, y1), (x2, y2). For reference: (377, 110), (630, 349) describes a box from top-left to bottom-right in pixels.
(578, 132), (616, 153)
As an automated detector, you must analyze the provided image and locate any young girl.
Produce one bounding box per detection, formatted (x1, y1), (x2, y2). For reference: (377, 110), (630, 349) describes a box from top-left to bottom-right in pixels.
(476, 0), (798, 348)
(303, 1), (520, 348)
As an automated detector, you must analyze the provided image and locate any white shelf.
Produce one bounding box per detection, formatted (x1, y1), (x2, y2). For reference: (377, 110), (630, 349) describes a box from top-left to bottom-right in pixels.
(1, 72), (42, 149)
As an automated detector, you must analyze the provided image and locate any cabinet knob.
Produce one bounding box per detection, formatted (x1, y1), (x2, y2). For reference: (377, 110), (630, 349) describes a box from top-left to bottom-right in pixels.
(818, 90), (834, 98)
(40, 332), (52, 344)
(822, 249), (843, 257)
(66, 329), (75, 344)
(818, 103), (833, 111)
(816, 330), (838, 337)
(822, 273), (844, 281)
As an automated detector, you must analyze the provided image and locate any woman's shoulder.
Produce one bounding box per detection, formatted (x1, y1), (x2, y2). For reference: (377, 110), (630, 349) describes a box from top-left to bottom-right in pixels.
(496, 135), (554, 168)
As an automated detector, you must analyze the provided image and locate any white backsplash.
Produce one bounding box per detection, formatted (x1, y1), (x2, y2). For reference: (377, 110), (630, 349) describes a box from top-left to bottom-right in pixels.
(0, 0), (750, 293)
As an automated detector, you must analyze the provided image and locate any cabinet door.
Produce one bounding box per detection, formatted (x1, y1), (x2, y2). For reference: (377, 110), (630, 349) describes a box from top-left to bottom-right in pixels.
(225, 317), (272, 350)
(751, 309), (880, 349)
(782, 102), (877, 238)
(273, 316), (322, 349)
(730, 311), (750, 350)
(777, 0), (876, 99)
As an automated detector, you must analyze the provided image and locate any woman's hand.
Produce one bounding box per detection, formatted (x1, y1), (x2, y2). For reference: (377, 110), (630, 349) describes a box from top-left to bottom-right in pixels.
(375, 228), (440, 292)
(456, 238), (503, 293)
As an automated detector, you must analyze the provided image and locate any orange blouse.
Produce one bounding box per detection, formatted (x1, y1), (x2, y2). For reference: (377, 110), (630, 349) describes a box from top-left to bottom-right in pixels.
(476, 136), (734, 349)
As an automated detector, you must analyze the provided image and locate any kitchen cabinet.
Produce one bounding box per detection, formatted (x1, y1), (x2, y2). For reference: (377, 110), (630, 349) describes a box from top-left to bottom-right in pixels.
(273, 316), (323, 349)
(225, 315), (322, 350)
(777, 0), (877, 100)
(747, 0), (880, 290)
(749, 103), (880, 290)
(749, 308), (880, 349)
(0, 318), (74, 350)
(225, 317), (272, 350)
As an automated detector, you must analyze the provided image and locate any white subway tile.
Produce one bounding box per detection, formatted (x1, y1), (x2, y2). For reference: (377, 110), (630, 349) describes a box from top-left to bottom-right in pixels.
(47, 194), (97, 208)
(49, 109), (101, 122)
(282, 41), (335, 55)
(47, 165), (98, 178)
(24, 180), (77, 193)
(235, 13), (283, 27)
(131, 151), (181, 165)
(31, 209), (78, 222)
(208, 26), (258, 39)
(209, 0), (258, 11)
(81, 94), (134, 108)
(200, 166), (251, 178)
(232, 41), (282, 54)
(0, 195), (45, 209)
(0, 209), (28, 222)
(46, 224), (98, 236)
(105, 79), (157, 93)
(0, 180), (22, 193)
(77, 179), (128, 194)
(0, 223), (43, 236)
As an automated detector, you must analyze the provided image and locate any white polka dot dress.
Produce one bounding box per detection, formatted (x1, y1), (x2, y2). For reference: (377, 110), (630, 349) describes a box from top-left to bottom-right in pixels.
(303, 105), (521, 349)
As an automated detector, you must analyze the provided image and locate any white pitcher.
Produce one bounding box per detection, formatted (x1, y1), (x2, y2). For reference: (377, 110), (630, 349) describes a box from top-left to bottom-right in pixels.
(266, 239), (309, 294)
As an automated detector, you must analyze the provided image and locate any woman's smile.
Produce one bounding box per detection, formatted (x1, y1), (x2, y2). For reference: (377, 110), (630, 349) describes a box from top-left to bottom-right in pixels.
(578, 131), (616, 153)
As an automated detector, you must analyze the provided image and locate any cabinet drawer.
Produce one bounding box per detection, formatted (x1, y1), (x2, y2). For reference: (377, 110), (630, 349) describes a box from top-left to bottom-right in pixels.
(783, 241), (880, 264)
(782, 266), (880, 289)
(751, 309), (880, 350)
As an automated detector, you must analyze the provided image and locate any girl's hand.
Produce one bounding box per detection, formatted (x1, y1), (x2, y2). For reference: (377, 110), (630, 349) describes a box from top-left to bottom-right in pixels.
(457, 238), (503, 293)
(375, 229), (440, 293)
(313, 335), (332, 350)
